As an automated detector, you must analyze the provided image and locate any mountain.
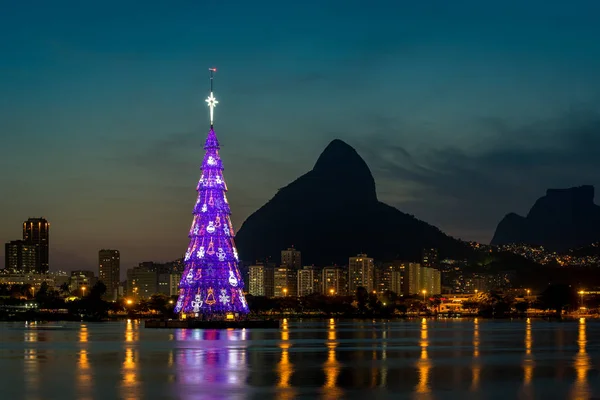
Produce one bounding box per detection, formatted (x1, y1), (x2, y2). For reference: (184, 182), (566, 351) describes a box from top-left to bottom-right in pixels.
(491, 185), (600, 251)
(235, 139), (470, 265)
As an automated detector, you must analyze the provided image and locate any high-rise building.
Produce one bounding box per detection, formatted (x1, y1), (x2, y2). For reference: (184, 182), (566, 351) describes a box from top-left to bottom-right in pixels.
(274, 266), (297, 297)
(389, 263), (404, 295)
(248, 264), (274, 297)
(281, 247), (301, 270)
(403, 262), (422, 295)
(402, 262), (442, 295)
(348, 254), (375, 293)
(377, 262), (404, 294)
(127, 265), (158, 300)
(158, 272), (181, 296)
(297, 266), (319, 297)
(98, 249), (120, 301)
(422, 248), (439, 269)
(321, 266), (347, 296)
(4, 240), (37, 273)
(22, 218), (50, 273)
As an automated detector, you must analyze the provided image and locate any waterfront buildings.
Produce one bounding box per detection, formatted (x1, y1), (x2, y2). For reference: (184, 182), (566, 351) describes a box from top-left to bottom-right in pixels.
(297, 266), (319, 296)
(248, 264), (274, 297)
(321, 266), (348, 296)
(348, 254), (374, 293)
(4, 240), (37, 273)
(98, 249), (120, 301)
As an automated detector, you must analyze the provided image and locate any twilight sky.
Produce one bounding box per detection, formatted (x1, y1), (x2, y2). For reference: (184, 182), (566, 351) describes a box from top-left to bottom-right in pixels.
(2, 0), (600, 272)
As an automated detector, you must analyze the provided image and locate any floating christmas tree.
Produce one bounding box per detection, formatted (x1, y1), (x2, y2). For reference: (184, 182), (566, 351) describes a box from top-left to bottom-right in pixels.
(175, 69), (249, 317)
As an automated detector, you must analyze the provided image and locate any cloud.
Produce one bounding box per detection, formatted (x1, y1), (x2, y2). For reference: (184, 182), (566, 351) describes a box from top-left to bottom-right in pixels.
(359, 109), (600, 242)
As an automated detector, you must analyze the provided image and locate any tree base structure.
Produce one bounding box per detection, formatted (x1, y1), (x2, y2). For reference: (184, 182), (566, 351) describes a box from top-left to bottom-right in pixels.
(144, 319), (280, 329)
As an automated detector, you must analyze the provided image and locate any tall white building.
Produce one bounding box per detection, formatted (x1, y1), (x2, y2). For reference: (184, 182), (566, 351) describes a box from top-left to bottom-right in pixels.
(249, 264), (267, 296)
(348, 254), (374, 293)
(403, 263), (441, 295)
(297, 266), (318, 297)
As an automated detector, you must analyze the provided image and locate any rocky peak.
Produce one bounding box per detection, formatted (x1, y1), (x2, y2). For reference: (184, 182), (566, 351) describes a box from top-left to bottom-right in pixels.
(312, 139), (377, 203)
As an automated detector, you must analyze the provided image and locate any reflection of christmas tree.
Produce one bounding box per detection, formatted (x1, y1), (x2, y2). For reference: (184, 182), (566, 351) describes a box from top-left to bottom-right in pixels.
(175, 70), (249, 316)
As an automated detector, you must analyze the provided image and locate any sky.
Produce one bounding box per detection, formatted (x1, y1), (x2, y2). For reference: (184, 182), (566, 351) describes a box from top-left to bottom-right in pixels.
(2, 0), (600, 272)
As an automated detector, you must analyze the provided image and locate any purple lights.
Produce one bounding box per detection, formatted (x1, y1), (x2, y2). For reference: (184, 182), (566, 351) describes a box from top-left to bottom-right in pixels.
(175, 126), (249, 316)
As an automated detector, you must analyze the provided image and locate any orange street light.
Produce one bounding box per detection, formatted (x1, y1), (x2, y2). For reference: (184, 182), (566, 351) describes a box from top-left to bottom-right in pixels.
(283, 288), (288, 297)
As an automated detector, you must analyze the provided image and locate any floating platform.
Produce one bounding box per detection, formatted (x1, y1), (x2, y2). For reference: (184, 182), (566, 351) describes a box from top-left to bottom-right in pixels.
(144, 319), (280, 329)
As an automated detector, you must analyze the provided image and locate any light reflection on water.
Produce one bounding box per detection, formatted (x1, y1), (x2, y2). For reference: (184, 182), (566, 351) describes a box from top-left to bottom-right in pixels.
(2, 319), (600, 399)
(414, 317), (432, 398)
(571, 318), (591, 399)
(77, 324), (92, 400)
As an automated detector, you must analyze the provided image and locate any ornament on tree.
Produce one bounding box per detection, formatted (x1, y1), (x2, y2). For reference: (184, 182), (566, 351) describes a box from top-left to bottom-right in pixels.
(205, 288), (216, 305)
(207, 239), (215, 255)
(219, 289), (230, 305)
(174, 69), (249, 316)
(192, 294), (203, 313)
(228, 270), (238, 287)
(186, 270), (194, 284)
(206, 221), (215, 234)
(239, 289), (247, 309)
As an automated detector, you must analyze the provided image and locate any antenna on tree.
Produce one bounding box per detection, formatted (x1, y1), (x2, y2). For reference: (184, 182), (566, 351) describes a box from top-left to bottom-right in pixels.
(206, 68), (218, 127)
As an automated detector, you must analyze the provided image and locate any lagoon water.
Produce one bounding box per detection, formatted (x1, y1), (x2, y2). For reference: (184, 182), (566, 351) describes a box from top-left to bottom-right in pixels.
(0, 318), (598, 399)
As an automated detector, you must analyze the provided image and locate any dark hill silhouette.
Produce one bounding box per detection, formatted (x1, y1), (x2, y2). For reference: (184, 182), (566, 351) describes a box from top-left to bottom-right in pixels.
(491, 185), (600, 251)
(235, 139), (470, 265)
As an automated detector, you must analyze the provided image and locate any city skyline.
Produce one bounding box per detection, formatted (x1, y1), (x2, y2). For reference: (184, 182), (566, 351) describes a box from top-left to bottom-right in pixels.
(3, 1), (600, 271)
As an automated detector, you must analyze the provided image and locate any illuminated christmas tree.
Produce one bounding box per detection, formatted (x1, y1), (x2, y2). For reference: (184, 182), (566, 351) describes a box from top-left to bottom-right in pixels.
(174, 69), (249, 317)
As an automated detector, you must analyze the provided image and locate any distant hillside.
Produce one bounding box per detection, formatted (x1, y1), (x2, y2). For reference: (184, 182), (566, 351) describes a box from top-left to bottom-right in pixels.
(235, 139), (471, 265)
(491, 185), (600, 251)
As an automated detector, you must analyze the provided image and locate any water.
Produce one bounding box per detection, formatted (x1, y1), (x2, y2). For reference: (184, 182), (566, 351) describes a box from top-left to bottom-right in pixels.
(0, 318), (598, 399)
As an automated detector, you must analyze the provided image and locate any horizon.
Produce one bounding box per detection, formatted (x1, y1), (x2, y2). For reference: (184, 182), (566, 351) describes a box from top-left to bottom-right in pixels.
(2, 1), (600, 271)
